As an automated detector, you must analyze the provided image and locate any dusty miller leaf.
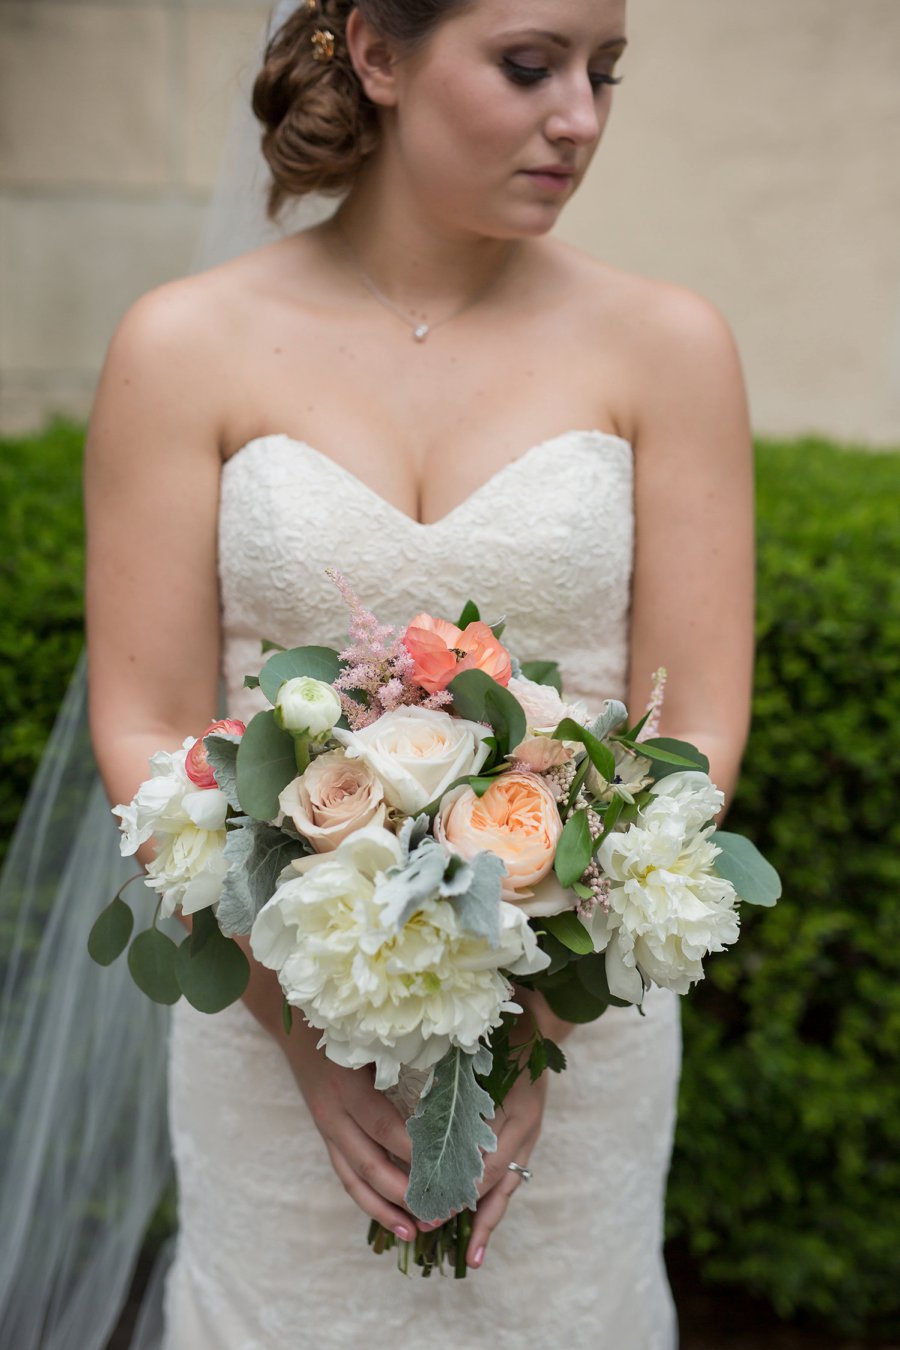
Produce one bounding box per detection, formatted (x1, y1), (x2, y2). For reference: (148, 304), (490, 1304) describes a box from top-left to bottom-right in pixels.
(448, 850), (504, 948)
(204, 732), (242, 811)
(217, 817), (312, 936)
(587, 699), (628, 742)
(405, 1044), (496, 1223)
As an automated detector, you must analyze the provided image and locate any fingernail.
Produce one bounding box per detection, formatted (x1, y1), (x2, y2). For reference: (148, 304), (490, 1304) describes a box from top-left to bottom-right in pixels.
(472, 1244), (485, 1267)
(394, 1224), (412, 1241)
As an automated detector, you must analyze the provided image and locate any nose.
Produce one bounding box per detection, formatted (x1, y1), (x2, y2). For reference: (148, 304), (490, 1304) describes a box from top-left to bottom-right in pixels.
(543, 76), (603, 149)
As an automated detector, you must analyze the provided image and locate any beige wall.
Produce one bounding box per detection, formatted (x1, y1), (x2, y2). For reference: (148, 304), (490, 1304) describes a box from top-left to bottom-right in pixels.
(2, 0), (899, 445)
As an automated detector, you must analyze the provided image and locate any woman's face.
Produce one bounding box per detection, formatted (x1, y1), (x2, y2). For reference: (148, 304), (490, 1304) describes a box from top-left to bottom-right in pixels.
(379, 0), (628, 238)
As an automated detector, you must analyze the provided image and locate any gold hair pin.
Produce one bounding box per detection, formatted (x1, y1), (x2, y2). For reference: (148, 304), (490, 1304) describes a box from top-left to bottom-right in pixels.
(311, 28), (335, 61)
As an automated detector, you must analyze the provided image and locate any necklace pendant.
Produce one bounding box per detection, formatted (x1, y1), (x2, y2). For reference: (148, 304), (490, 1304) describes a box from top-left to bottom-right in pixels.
(413, 323), (429, 342)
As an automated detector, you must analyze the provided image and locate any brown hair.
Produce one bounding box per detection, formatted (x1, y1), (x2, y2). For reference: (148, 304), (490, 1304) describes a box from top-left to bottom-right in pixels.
(252, 0), (470, 217)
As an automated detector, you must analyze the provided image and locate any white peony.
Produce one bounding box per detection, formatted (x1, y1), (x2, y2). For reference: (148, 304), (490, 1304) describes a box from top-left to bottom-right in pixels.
(146, 821), (229, 918)
(274, 676), (342, 740)
(587, 788), (739, 1003)
(332, 706), (491, 816)
(643, 770), (724, 831)
(113, 738), (229, 917)
(250, 824), (548, 1089)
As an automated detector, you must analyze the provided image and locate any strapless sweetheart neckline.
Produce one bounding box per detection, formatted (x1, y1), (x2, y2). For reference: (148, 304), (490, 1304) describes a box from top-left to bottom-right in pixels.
(222, 428), (633, 530)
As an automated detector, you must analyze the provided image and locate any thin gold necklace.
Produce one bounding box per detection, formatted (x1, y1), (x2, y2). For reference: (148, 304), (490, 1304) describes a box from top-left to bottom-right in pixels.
(335, 223), (521, 343)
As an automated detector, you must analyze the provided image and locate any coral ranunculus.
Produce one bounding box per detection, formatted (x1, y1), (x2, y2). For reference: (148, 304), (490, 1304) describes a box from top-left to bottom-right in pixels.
(184, 718), (246, 788)
(402, 613), (512, 695)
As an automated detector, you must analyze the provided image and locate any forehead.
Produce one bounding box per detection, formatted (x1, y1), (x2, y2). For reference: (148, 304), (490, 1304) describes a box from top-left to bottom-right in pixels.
(444, 0), (628, 45)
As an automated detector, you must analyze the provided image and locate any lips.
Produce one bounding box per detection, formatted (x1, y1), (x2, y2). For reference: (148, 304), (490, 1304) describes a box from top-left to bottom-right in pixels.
(520, 165), (576, 194)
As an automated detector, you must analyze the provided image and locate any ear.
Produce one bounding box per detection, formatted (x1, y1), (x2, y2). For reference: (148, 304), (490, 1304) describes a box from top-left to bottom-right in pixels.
(345, 8), (401, 108)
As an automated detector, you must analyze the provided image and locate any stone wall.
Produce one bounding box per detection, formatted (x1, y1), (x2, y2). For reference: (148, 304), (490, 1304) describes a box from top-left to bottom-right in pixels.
(2, 0), (898, 444)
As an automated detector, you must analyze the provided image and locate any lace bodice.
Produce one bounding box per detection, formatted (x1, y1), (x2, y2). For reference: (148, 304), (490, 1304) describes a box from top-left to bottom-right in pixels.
(162, 428), (680, 1350)
(217, 429), (634, 720)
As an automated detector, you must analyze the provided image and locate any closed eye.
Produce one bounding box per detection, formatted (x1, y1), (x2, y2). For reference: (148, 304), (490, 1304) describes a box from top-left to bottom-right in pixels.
(502, 58), (623, 91)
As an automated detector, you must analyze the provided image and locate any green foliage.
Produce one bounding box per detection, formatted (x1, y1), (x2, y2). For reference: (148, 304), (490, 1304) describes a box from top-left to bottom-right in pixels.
(667, 438), (900, 1338)
(3, 422), (898, 1334)
(405, 1043), (496, 1223)
(0, 420), (85, 866)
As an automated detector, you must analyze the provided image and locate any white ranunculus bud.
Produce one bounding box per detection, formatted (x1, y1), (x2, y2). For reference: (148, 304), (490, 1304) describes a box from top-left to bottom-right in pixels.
(274, 677), (342, 741)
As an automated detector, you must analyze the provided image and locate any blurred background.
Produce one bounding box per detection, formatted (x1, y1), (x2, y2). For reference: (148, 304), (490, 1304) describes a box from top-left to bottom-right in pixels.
(1, 0), (898, 441)
(1, 3), (898, 1349)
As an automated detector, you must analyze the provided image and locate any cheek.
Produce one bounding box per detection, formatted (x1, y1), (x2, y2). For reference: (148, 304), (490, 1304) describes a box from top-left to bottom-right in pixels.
(407, 69), (527, 176)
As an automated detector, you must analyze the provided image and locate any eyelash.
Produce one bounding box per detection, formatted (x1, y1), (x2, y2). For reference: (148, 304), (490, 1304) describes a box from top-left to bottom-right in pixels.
(502, 58), (623, 91)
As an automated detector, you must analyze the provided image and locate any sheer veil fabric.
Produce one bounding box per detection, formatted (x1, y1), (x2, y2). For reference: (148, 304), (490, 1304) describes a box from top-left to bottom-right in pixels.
(0, 5), (318, 1347)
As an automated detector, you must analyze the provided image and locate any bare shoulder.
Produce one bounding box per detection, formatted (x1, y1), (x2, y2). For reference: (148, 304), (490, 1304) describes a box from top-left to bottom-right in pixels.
(547, 241), (749, 449)
(88, 238), (299, 464)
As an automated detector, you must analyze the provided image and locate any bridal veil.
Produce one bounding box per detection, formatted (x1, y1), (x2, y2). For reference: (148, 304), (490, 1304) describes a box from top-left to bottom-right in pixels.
(0, 4), (334, 1345)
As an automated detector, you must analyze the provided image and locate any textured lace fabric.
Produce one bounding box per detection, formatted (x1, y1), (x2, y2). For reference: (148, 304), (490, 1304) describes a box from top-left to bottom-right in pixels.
(163, 429), (681, 1350)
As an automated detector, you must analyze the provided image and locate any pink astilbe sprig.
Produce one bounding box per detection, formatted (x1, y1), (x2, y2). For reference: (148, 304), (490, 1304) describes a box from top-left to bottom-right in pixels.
(326, 568), (450, 729)
(637, 666), (667, 742)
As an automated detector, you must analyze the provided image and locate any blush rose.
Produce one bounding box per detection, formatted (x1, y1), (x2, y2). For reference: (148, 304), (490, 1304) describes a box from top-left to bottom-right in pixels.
(279, 749), (386, 852)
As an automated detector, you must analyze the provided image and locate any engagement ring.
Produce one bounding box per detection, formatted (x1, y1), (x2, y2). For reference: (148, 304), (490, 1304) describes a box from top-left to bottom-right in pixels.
(508, 1162), (533, 1182)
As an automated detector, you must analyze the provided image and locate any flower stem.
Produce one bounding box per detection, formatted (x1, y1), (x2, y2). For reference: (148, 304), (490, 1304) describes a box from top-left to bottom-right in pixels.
(293, 735), (310, 775)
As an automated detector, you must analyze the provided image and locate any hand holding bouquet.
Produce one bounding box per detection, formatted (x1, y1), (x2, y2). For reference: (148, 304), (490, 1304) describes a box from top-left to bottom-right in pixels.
(90, 572), (780, 1276)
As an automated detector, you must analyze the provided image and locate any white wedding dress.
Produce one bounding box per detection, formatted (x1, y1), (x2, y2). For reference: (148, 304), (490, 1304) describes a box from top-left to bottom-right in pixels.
(162, 428), (682, 1350)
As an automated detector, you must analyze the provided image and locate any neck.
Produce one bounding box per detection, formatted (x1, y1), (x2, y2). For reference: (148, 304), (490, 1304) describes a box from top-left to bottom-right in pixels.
(327, 156), (524, 318)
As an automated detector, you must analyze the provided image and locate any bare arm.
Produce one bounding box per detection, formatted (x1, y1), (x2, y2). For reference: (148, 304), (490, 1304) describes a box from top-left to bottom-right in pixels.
(468, 287), (755, 1266)
(86, 283), (420, 1241)
(627, 287), (755, 812)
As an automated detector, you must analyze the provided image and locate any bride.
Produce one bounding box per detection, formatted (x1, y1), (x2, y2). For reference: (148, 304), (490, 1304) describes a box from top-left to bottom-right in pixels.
(80, 0), (754, 1344)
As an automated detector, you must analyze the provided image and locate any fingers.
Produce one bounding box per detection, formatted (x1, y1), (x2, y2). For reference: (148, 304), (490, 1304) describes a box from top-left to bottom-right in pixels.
(333, 1113), (413, 1210)
(467, 1164), (526, 1268)
(327, 1143), (418, 1241)
(352, 1098), (412, 1166)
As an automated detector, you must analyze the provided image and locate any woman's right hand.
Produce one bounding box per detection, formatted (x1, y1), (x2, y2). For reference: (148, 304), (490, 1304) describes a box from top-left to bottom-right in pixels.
(281, 1019), (423, 1241)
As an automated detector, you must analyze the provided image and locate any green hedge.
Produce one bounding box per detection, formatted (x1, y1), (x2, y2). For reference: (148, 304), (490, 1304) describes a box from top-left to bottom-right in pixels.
(1, 421), (898, 1337)
(0, 420), (85, 866)
(667, 438), (900, 1338)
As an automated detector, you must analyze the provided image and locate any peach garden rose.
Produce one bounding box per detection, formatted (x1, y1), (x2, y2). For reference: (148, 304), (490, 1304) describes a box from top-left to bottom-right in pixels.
(435, 770), (564, 912)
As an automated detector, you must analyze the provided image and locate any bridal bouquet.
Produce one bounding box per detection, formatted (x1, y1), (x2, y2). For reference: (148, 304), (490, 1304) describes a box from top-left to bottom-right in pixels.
(90, 570), (781, 1277)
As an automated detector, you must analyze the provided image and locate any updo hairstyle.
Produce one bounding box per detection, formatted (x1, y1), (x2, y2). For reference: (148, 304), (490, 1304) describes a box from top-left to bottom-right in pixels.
(252, 0), (469, 217)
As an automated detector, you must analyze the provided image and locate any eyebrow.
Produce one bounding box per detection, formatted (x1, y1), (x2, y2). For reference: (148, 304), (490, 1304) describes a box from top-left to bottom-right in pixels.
(497, 28), (628, 53)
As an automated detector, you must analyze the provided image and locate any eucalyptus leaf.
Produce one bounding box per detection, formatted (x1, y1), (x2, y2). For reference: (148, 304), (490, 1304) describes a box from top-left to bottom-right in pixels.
(711, 830), (782, 907)
(175, 918), (250, 1013)
(243, 675), (260, 690)
(235, 710), (298, 821)
(127, 928), (181, 1005)
(204, 732), (242, 810)
(405, 1044), (497, 1223)
(535, 929), (576, 976)
(261, 638), (287, 654)
(540, 909), (593, 955)
(258, 646), (341, 704)
(217, 817), (312, 936)
(456, 599), (480, 628)
(554, 808), (592, 888)
(587, 699), (628, 742)
(542, 973), (609, 1024)
(551, 718), (616, 783)
(87, 896), (134, 966)
(576, 951), (633, 1007)
(189, 904), (217, 956)
(618, 737), (708, 773)
(448, 669), (526, 761)
(518, 659), (562, 693)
